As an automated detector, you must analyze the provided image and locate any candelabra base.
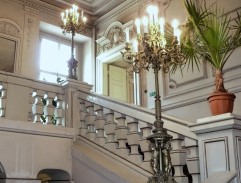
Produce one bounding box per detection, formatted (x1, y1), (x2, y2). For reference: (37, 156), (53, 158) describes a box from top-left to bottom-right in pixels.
(67, 57), (78, 80)
(147, 119), (176, 183)
(147, 172), (177, 183)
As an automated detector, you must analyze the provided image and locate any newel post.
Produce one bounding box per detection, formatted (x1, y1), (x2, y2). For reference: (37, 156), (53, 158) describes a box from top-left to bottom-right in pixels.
(190, 113), (241, 183)
(61, 79), (92, 129)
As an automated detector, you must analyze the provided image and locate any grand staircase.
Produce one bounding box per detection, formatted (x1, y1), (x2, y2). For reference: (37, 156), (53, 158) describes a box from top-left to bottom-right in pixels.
(0, 71), (199, 183)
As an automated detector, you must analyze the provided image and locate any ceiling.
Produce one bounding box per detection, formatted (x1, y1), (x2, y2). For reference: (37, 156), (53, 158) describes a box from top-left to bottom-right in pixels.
(38, 0), (127, 43)
(39, 0), (127, 17)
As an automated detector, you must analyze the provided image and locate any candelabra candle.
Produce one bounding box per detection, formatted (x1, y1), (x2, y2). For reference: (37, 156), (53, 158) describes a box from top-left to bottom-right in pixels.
(60, 4), (87, 35)
(121, 3), (186, 183)
(60, 4), (87, 80)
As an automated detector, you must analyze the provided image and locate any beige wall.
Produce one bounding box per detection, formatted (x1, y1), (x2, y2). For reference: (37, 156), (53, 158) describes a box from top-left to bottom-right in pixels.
(95, 0), (241, 123)
(0, 119), (74, 180)
(81, 40), (95, 86)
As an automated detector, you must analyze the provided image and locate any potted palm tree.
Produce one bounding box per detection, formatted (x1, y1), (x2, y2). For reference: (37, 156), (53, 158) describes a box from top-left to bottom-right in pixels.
(179, 0), (241, 115)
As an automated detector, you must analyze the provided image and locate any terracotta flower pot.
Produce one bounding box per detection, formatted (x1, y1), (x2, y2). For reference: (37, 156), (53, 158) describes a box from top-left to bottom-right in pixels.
(207, 92), (236, 116)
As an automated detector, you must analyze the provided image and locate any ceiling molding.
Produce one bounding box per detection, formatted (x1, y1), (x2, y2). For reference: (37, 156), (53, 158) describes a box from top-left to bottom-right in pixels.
(94, 0), (143, 28)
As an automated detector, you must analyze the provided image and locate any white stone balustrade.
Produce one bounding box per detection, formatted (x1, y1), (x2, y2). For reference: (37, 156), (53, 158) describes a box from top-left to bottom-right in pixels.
(32, 90), (45, 123)
(114, 112), (129, 158)
(79, 99), (88, 136)
(43, 92), (55, 125)
(184, 137), (200, 183)
(29, 90), (35, 121)
(139, 122), (152, 172)
(94, 105), (106, 146)
(0, 71), (201, 182)
(0, 72), (64, 124)
(77, 90), (199, 181)
(103, 108), (117, 151)
(54, 94), (64, 126)
(169, 133), (188, 183)
(85, 101), (96, 141)
(0, 84), (6, 117)
(126, 116), (142, 164)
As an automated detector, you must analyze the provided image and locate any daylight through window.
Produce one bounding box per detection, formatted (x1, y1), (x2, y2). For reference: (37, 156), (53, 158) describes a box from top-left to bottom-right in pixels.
(39, 37), (76, 83)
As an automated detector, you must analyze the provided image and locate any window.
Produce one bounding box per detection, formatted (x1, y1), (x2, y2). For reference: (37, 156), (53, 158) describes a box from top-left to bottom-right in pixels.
(0, 37), (16, 73)
(39, 36), (76, 83)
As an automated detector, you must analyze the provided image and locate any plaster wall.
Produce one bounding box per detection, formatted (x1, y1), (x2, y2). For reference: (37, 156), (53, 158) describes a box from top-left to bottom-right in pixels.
(156, 0), (241, 122)
(72, 139), (149, 183)
(82, 40), (95, 87)
(0, 119), (74, 180)
(0, 1), (25, 27)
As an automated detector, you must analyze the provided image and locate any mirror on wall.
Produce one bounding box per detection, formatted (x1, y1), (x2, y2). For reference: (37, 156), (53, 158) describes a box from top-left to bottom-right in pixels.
(0, 36), (16, 73)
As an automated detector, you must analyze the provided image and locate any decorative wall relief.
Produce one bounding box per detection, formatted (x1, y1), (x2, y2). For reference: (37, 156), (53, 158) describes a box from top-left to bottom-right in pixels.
(26, 18), (33, 49)
(107, 26), (124, 49)
(96, 21), (134, 55)
(0, 18), (21, 37)
(24, 6), (37, 49)
(0, 19), (21, 74)
(127, 67), (134, 83)
(168, 62), (208, 89)
(0, 21), (20, 37)
(21, 6), (39, 78)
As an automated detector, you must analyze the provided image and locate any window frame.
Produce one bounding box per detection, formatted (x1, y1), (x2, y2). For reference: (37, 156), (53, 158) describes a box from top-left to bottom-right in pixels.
(38, 32), (79, 83)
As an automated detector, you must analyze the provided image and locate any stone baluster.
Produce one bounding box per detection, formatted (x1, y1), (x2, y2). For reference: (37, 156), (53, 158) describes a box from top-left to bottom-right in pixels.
(126, 117), (142, 165)
(94, 105), (106, 146)
(104, 108), (117, 151)
(85, 101), (96, 141)
(115, 112), (129, 158)
(170, 132), (188, 183)
(54, 94), (64, 126)
(28, 89), (35, 121)
(43, 92), (55, 125)
(79, 99), (88, 136)
(139, 121), (153, 172)
(32, 90), (45, 123)
(184, 137), (200, 183)
(0, 84), (6, 117)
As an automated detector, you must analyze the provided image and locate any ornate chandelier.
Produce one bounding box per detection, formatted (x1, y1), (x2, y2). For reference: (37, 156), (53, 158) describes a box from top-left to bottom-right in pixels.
(122, 5), (185, 73)
(60, 4), (87, 80)
(122, 2), (185, 183)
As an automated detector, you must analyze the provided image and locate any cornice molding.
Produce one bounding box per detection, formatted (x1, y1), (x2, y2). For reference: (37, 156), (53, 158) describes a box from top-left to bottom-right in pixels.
(94, 0), (144, 28)
(9, 0), (62, 18)
(6, 0), (94, 36)
(96, 21), (134, 56)
(0, 18), (22, 37)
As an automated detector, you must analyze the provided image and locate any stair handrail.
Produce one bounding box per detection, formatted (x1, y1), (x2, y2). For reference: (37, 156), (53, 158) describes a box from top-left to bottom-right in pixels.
(78, 89), (197, 140)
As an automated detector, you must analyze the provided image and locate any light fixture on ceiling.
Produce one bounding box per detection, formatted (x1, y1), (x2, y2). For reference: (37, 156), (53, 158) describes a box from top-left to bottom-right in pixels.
(60, 4), (87, 80)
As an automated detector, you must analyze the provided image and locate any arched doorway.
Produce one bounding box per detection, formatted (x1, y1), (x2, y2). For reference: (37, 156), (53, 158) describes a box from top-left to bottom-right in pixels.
(0, 162), (6, 183)
(37, 169), (70, 183)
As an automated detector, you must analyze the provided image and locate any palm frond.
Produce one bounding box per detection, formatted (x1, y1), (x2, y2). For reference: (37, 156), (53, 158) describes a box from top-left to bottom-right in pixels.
(179, 0), (241, 72)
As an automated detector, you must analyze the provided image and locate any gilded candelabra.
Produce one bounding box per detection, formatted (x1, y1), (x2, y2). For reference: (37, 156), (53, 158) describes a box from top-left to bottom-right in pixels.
(60, 4), (87, 80)
(122, 4), (185, 183)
